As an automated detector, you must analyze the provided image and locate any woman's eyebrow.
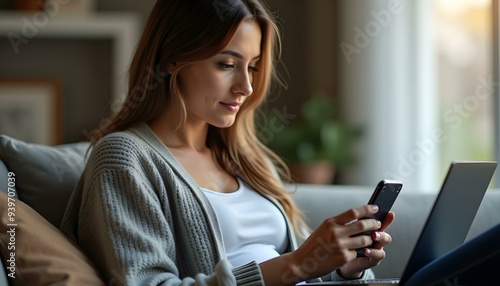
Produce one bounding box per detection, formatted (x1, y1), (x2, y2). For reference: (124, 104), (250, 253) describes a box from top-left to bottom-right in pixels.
(220, 50), (261, 60)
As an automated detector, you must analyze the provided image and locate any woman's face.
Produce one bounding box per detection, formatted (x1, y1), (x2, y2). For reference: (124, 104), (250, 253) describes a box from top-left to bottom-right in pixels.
(175, 20), (262, 128)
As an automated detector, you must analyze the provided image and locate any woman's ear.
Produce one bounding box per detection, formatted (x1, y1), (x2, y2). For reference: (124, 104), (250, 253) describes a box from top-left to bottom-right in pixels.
(167, 63), (176, 75)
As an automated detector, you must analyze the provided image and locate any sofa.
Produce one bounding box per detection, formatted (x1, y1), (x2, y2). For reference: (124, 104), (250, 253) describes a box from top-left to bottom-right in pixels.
(0, 134), (499, 285)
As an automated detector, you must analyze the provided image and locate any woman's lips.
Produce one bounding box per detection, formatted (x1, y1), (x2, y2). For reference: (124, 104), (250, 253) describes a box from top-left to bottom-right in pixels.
(220, 102), (241, 113)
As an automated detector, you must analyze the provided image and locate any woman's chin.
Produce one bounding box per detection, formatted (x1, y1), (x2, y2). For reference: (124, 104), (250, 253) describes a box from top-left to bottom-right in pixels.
(210, 118), (236, 128)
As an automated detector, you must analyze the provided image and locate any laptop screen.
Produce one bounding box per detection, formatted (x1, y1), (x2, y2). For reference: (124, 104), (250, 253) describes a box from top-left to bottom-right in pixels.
(400, 161), (497, 284)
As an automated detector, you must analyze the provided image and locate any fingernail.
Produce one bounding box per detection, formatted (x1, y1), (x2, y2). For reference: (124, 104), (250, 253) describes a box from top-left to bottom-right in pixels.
(375, 231), (381, 240)
(371, 205), (379, 212)
(364, 248), (372, 256)
(377, 221), (382, 228)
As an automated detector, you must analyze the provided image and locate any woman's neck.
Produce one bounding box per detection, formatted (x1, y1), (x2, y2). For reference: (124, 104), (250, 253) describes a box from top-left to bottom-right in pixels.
(149, 110), (209, 153)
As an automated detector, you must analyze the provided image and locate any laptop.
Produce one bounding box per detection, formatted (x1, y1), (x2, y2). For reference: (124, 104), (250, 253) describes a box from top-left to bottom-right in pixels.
(306, 161), (497, 286)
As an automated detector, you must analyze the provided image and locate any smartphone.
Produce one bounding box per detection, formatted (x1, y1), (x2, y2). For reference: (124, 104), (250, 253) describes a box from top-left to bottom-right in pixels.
(356, 179), (403, 257)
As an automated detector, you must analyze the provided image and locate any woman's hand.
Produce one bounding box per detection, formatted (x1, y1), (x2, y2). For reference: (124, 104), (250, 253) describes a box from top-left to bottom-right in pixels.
(286, 205), (387, 281)
(337, 211), (395, 279)
(261, 205), (395, 285)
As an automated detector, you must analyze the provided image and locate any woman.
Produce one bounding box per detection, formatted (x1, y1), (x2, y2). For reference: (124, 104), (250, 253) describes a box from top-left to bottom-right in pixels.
(61, 0), (395, 285)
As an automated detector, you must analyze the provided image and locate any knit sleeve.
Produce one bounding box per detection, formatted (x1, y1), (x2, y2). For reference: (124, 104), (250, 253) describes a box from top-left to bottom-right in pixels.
(61, 137), (264, 285)
(328, 269), (375, 281)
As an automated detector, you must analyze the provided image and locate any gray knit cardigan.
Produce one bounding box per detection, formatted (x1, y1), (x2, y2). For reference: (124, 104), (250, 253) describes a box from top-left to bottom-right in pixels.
(60, 123), (373, 285)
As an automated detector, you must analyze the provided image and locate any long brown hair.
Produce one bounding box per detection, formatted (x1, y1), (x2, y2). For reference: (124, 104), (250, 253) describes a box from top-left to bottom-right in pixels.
(91, 0), (307, 234)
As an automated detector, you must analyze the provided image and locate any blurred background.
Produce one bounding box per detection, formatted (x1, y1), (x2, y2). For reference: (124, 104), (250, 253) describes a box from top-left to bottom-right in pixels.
(0, 0), (498, 192)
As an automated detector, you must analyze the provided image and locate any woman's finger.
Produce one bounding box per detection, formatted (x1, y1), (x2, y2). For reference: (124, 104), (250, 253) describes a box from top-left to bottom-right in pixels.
(346, 218), (382, 237)
(371, 231), (392, 249)
(364, 248), (386, 266)
(379, 211), (395, 232)
(333, 205), (380, 225)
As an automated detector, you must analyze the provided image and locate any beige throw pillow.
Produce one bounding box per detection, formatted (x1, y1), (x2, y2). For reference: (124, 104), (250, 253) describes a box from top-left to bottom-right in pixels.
(0, 192), (105, 285)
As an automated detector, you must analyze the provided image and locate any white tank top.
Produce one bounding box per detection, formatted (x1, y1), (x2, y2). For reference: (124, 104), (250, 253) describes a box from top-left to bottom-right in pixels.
(201, 178), (288, 267)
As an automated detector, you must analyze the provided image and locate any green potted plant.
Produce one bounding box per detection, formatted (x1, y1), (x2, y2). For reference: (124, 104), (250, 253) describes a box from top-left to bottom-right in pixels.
(266, 92), (362, 184)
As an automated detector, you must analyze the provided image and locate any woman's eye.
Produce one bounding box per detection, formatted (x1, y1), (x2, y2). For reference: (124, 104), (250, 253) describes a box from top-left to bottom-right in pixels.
(248, 65), (259, 72)
(219, 63), (234, 70)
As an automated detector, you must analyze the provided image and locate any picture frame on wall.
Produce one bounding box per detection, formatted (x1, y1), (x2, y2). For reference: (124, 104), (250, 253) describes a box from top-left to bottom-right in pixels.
(0, 79), (62, 145)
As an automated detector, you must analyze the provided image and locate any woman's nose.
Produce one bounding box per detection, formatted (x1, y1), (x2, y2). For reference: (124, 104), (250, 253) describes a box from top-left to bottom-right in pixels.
(232, 70), (253, 97)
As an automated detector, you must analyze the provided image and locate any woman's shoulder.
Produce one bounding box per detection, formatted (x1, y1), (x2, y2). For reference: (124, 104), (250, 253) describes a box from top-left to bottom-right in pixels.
(88, 130), (153, 167)
(93, 131), (142, 153)
(93, 123), (163, 154)
(85, 124), (176, 177)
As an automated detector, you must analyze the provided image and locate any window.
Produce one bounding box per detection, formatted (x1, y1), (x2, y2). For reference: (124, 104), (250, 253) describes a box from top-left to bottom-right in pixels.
(335, 0), (497, 191)
(433, 0), (495, 181)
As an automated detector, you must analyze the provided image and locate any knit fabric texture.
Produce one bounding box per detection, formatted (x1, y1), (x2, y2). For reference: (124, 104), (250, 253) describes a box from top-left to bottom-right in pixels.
(60, 122), (373, 285)
(60, 123), (267, 285)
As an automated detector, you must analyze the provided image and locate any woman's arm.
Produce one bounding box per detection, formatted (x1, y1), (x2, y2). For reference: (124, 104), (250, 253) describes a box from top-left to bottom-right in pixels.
(61, 134), (264, 286)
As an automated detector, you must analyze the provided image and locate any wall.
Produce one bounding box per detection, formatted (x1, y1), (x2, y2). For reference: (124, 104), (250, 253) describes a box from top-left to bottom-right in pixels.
(98, 0), (339, 132)
(335, 0), (439, 189)
(0, 38), (113, 143)
(0, 1), (144, 143)
(101, 0), (338, 120)
(0, 0), (340, 152)
(0, 0), (155, 23)
(97, 0), (156, 25)
(259, 0), (338, 118)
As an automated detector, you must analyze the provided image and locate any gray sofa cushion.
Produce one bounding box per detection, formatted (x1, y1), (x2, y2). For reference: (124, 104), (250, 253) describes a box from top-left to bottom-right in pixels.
(0, 135), (90, 228)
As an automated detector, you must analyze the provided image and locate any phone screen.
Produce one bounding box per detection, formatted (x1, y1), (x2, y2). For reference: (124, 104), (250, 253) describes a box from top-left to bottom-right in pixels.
(356, 180), (402, 257)
(367, 180), (402, 222)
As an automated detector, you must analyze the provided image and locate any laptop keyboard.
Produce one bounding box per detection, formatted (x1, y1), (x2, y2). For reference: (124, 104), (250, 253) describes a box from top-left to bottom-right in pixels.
(341, 278), (400, 284)
(305, 278), (400, 285)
